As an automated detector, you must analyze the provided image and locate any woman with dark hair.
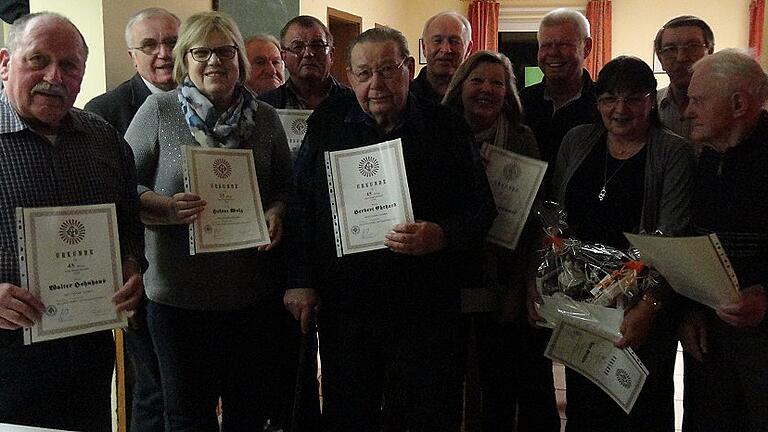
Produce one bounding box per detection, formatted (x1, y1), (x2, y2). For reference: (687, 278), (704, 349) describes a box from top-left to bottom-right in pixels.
(444, 51), (561, 432)
(529, 56), (694, 431)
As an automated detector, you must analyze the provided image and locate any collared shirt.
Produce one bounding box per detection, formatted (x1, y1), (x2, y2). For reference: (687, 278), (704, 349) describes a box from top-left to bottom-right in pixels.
(258, 75), (351, 109)
(657, 85), (692, 139)
(287, 92), (497, 308)
(410, 67), (443, 105)
(0, 91), (147, 288)
(140, 76), (167, 95)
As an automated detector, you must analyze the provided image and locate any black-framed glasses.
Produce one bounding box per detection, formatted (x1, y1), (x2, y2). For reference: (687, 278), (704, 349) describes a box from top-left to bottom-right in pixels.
(348, 57), (408, 83)
(658, 43), (708, 59)
(130, 37), (177, 55)
(282, 42), (330, 56)
(597, 92), (652, 109)
(188, 45), (238, 62)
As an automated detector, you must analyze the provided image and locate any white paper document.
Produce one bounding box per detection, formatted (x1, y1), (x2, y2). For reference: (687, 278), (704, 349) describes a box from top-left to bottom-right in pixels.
(482, 144), (547, 250)
(625, 233), (741, 309)
(183, 146), (270, 254)
(16, 204), (126, 345)
(545, 319), (648, 414)
(276, 109), (312, 161)
(325, 139), (414, 257)
(536, 292), (625, 339)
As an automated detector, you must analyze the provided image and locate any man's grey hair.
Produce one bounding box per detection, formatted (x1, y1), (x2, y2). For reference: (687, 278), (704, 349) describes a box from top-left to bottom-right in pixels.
(692, 49), (768, 105)
(124, 7), (180, 47)
(421, 11), (472, 45)
(7, 12), (89, 58)
(347, 26), (410, 66)
(245, 33), (281, 52)
(538, 8), (590, 40)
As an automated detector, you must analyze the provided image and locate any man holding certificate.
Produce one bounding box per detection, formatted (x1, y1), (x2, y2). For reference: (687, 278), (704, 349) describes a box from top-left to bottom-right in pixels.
(678, 50), (768, 432)
(285, 27), (496, 431)
(0, 13), (146, 431)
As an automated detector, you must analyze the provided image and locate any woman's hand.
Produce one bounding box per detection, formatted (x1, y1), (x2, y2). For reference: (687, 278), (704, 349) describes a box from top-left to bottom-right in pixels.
(166, 192), (206, 224)
(615, 300), (656, 349)
(257, 205), (285, 251)
(495, 290), (524, 324)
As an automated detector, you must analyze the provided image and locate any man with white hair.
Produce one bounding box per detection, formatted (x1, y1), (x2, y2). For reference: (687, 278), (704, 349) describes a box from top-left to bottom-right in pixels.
(411, 11), (472, 103)
(85, 7), (180, 136)
(244, 34), (285, 94)
(0, 12), (146, 431)
(679, 49), (768, 432)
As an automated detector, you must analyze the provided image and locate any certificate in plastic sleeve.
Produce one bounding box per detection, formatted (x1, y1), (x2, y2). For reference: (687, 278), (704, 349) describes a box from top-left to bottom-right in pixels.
(276, 109), (312, 162)
(183, 146), (270, 254)
(16, 204), (126, 345)
(545, 319), (649, 414)
(325, 139), (414, 257)
(482, 143), (547, 250)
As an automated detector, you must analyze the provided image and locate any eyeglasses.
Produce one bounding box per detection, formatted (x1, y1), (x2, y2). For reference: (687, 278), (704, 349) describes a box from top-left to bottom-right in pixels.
(348, 58), (408, 83)
(188, 45), (238, 63)
(282, 42), (331, 56)
(597, 92), (652, 108)
(658, 43), (709, 59)
(130, 38), (177, 55)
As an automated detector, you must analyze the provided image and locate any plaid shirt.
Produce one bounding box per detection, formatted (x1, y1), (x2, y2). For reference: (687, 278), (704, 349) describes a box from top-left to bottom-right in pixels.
(0, 91), (147, 290)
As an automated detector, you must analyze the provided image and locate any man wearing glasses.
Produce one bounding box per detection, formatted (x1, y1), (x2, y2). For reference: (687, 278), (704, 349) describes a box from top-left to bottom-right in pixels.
(259, 15), (351, 110)
(284, 26), (496, 431)
(85, 8), (179, 137)
(654, 15), (714, 142)
(84, 7), (179, 432)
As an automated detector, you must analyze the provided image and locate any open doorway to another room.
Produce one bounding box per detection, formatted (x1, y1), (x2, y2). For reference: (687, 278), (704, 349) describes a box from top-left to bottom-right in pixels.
(327, 7), (361, 87)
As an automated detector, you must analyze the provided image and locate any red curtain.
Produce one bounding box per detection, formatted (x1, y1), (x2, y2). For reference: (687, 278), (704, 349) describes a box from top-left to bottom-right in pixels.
(468, 0), (500, 53)
(585, 0), (612, 78)
(749, 0), (765, 57)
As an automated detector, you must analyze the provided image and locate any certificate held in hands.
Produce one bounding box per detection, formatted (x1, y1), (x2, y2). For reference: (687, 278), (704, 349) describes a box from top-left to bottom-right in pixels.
(276, 109), (312, 162)
(482, 144), (547, 250)
(16, 204), (126, 345)
(325, 139), (414, 257)
(183, 146), (270, 254)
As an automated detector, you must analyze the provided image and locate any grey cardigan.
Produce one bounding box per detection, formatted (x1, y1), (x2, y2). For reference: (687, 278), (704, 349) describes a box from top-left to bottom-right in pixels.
(553, 123), (694, 237)
(125, 90), (292, 310)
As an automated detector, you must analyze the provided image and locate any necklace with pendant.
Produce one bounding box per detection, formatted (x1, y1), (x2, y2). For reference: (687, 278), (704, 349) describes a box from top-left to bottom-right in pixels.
(599, 144), (629, 202)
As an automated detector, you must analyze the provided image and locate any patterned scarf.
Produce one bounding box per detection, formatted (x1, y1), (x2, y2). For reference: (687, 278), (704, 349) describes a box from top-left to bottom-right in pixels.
(177, 76), (260, 148)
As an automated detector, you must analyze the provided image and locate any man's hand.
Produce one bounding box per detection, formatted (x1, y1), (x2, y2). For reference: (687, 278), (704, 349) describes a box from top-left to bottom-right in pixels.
(0, 283), (45, 330)
(679, 309), (708, 362)
(257, 205), (284, 251)
(284, 288), (319, 334)
(384, 221), (446, 255)
(525, 279), (545, 326)
(112, 260), (144, 313)
(615, 301), (656, 349)
(717, 284), (767, 328)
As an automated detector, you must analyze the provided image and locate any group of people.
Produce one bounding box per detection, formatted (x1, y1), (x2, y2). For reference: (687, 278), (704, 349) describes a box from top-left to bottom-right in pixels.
(0, 5), (764, 432)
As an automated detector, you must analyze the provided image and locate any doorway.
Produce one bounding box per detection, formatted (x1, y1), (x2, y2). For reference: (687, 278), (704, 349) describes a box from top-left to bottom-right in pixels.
(328, 7), (361, 87)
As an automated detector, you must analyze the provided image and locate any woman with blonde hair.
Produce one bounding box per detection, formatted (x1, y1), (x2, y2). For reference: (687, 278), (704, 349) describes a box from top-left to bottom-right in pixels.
(125, 11), (291, 430)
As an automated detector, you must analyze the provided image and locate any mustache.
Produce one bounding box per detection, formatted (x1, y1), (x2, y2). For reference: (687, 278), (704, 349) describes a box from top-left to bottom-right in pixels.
(31, 81), (67, 97)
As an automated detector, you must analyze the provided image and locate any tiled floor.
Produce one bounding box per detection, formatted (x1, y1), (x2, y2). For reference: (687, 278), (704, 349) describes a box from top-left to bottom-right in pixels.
(554, 343), (686, 432)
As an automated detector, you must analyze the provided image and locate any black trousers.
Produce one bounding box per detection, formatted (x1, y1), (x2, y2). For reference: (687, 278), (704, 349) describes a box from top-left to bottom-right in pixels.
(318, 303), (462, 432)
(0, 330), (115, 431)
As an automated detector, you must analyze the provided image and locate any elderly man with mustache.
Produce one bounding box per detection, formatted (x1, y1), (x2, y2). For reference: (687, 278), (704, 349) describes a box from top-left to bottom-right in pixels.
(0, 12), (146, 431)
(411, 11), (473, 104)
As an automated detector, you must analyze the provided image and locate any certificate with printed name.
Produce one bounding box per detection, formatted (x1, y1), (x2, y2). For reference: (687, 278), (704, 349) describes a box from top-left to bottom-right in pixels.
(325, 139), (414, 257)
(482, 144), (547, 250)
(545, 319), (648, 414)
(16, 204), (126, 345)
(183, 146), (270, 254)
(276, 109), (312, 162)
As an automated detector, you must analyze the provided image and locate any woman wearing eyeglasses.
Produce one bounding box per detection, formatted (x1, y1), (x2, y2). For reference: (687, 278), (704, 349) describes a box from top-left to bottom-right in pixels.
(533, 56), (694, 431)
(125, 11), (291, 430)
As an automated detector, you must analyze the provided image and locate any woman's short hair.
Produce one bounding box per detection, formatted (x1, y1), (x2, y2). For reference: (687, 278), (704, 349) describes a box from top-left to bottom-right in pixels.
(442, 50), (523, 128)
(172, 11), (249, 85)
(595, 56), (660, 126)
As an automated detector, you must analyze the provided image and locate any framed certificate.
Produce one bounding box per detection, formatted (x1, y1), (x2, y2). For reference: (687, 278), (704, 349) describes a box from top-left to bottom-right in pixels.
(482, 144), (547, 250)
(545, 319), (649, 414)
(16, 204), (126, 345)
(183, 146), (270, 254)
(276, 109), (312, 162)
(325, 139), (414, 257)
